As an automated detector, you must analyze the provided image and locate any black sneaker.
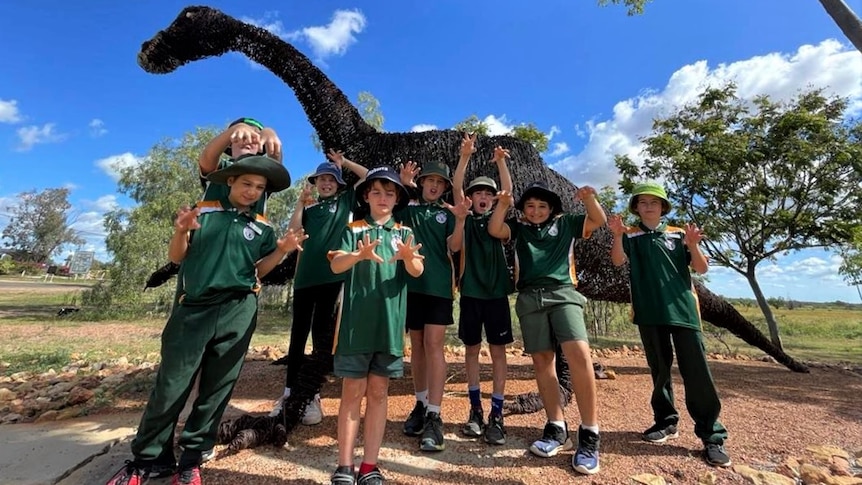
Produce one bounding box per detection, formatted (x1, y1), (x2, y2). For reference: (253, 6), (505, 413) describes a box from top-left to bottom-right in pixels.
(105, 460), (149, 485)
(704, 443), (732, 467)
(572, 426), (601, 475)
(356, 467), (385, 485)
(461, 407), (485, 437)
(484, 413), (506, 445)
(403, 401), (427, 436)
(528, 422), (572, 457)
(330, 465), (355, 485)
(642, 423), (679, 443)
(419, 412), (445, 452)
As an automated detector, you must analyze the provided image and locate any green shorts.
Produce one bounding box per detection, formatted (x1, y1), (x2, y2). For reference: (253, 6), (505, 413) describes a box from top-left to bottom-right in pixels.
(515, 285), (589, 353)
(333, 352), (404, 379)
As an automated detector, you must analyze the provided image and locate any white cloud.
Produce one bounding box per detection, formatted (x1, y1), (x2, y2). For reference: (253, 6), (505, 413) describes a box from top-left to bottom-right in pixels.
(483, 114), (514, 136)
(0, 99), (21, 123)
(241, 11), (290, 38)
(548, 125), (561, 141)
(244, 10), (366, 63)
(549, 142), (570, 157)
(95, 153), (144, 181)
(16, 123), (67, 151)
(89, 118), (107, 137)
(411, 124), (438, 132)
(552, 39), (862, 189)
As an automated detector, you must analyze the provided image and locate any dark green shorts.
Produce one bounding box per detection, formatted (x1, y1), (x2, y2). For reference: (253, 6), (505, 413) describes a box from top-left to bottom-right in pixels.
(515, 285), (589, 353)
(334, 352), (404, 379)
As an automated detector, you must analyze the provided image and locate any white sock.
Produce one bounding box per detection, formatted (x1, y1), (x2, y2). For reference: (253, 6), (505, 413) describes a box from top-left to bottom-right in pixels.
(283, 387), (291, 398)
(581, 424), (600, 434)
(415, 390), (428, 406)
(550, 420), (567, 432)
(426, 404), (441, 415)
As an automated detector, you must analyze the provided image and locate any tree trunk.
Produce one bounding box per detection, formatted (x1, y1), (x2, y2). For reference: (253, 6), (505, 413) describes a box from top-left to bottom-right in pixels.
(818, 0), (862, 53)
(746, 271), (783, 350)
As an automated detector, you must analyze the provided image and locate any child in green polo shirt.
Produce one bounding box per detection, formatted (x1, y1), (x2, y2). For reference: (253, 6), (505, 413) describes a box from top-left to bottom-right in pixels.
(488, 181), (606, 476)
(609, 181), (731, 468)
(451, 133), (515, 445)
(106, 155), (306, 485)
(268, 149), (369, 426)
(396, 160), (469, 452)
(328, 166), (424, 485)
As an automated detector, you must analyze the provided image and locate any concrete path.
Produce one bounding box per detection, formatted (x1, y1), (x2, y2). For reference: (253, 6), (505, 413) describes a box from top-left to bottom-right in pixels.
(0, 414), (138, 485)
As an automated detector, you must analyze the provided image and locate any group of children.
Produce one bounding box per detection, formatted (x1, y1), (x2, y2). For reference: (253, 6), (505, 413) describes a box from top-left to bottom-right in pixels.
(106, 119), (731, 485)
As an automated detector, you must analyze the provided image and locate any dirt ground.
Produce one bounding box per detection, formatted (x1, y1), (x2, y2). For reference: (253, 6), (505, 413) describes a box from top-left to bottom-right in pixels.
(102, 351), (862, 485)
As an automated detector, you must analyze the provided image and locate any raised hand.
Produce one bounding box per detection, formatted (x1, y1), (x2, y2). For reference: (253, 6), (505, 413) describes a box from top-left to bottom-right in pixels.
(575, 185), (598, 201)
(399, 160), (421, 188)
(259, 128), (282, 158)
(356, 233), (384, 263)
(684, 223), (705, 246)
(608, 214), (628, 237)
(390, 234), (424, 263)
(443, 196), (471, 220)
(175, 206), (201, 232)
(495, 190), (514, 208)
(492, 145), (510, 163)
(230, 124), (261, 146)
(299, 183), (316, 206)
(277, 228), (309, 253)
(326, 148), (346, 168)
(460, 132), (477, 158)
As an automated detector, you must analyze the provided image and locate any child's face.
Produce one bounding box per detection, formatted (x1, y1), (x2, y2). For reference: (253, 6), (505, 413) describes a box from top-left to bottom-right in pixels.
(469, 189), (496, 215)
(314, 174), (340, 198)
(523, 197), (552, 225)
(364, 180), (399, 217)
(635, 194), (664, 222)
(419, 174), (448, 202)
(228, 174), (267, 209)
(230, 139), (261, 158)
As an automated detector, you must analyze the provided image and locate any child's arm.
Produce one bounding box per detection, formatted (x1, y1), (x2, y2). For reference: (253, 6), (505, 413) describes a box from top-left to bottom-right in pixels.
(259, 127), (283, 162)
(399, 161), (420, 190)
(391, 234), (425, 277)
(577, 185), (608, 234)
(198, 122), (260, 175)
(452, 133), (476, 206)
(445, 197), (471, 253)
(608, 214), (628, 266)
(684, 223), (709, 274)
(256, 228), (309, 278)
(488, 190), (514, 242)
(168, 206), (200, 263)
(330, 233), (384, 274)
(288, 183), (314, 232)
(493, 146), (514, 193)
(327, 149), (368, 182)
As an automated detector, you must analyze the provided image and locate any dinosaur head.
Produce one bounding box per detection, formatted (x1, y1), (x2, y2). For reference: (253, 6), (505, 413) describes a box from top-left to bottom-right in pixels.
(138, 6), (235, 74)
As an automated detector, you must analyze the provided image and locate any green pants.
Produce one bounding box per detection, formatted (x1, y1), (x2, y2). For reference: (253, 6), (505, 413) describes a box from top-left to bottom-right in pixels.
(131, 293), (258, 463)
(638, 325), (728, 445)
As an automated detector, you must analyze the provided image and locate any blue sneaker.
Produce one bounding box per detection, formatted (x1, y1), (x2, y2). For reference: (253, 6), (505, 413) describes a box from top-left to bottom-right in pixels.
(529, 422), (573, 457)
(572, 426), (601, 475)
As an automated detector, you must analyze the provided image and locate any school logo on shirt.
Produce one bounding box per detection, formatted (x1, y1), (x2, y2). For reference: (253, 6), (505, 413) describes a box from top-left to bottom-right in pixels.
(391, 234), (402, 252)
(243, 226), (256, 241)
(435, 212), (447, 224)
(548, 222), (559, 237)
(664, 237), (676, 250)
(329, 203), (337, 213)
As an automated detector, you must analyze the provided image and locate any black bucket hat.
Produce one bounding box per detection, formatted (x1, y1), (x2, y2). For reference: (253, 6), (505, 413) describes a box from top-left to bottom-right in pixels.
(515, 181), (562, 216)
(356, 166), (410, 211)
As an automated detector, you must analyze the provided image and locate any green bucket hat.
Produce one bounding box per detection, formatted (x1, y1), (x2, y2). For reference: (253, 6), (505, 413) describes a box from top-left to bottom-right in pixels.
(417, 161), (452, 186)
(465, 176), (498, 195)
(628, 181), (671, 216)
(207, 154), (292, 193)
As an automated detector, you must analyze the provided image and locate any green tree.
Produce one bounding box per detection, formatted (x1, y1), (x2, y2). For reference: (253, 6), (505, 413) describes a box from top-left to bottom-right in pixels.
(598, 0), (862, 54)
(1, 187), (83, 263)
(311, 90), (385, 151)
(453, 115), (550, 152)
(453, 115), (490, 136)
(838, 227), (862, 301)
(615, 85), (862, 349)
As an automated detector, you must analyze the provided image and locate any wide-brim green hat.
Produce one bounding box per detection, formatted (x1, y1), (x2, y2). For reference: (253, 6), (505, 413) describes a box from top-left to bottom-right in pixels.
(207, 155), (292, 193)
(466, 176), (498, 195)
(629, 181), (671, 215)
(417, 161), (452, 186)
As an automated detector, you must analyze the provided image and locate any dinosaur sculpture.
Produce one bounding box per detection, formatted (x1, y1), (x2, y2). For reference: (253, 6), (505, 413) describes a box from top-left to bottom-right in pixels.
(138, 5), (809, 450)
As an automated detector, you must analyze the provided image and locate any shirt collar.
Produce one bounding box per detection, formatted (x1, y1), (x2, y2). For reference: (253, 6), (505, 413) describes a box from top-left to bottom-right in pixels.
(364, 214), (396, 229)
(638, 220), (667, 233)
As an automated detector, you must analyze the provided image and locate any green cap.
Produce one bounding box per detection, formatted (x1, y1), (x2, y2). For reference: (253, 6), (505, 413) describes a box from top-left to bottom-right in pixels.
(207, 155), (292, 193)
(417, 161), (452, 186)
(466, 176), (498, 195)
(629, 181), (671, 216)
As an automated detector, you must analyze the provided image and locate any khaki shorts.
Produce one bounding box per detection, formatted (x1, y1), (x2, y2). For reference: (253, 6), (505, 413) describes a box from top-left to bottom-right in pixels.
(515, 285), (589, 353)
(334, 352), (404, 379)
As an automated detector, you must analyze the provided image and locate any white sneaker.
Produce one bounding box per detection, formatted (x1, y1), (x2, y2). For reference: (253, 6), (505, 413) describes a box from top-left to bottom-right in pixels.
(301, 395), (323, 425)
(268, 395), (287, 417)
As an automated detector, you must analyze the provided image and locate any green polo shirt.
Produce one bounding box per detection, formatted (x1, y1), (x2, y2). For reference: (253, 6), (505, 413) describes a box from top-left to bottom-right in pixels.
(395, 200), (456, 299)
(179, 197), (277, 305)
(460, 211), (513, 299)
(294, 187), (357, 289)
(622, 222), (702, 330)
(330, 216), (415, 356)
(201, 159), (269, 215)
(506, 213), (588, 290)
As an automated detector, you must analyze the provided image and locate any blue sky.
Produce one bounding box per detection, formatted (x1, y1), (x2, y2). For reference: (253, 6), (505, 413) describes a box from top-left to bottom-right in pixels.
(1, 0), (860, 302)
